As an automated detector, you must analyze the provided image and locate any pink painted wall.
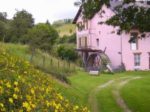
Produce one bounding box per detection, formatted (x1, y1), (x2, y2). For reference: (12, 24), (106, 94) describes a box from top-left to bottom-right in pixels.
(76, 5), (150, 70)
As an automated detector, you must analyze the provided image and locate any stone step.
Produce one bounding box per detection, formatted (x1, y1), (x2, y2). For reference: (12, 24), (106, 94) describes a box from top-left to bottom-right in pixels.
(89, 71), (99, 75)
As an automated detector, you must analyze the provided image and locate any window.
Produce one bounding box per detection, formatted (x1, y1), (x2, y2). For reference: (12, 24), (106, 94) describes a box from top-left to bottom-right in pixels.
(130, 32), (138, 50)
(79, 37), (87, 48)
(77, 20), (88, 31)
(96, 39), (99, 47)
(77, 22), (83, 31)
(134, 53), (141, 66)
(147, 1), (150, 5)
(84, 20), (88, 30)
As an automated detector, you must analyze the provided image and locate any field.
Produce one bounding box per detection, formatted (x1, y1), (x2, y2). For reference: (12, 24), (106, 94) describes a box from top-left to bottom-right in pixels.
(1, 43), (150, 112)
(55, 23), (76, 37)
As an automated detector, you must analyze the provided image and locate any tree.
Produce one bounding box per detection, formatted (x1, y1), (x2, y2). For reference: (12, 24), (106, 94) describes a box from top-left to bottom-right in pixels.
(75, 0), (110, 19)
(0, 21), (6, 41)
(10, 10), (34, 43)
(0, 12), (7, 22)
(77, 0), (150, 33)
(27, 23), (58, 62)
(106, 2), (150, 33)
(28, 23), (58, 52)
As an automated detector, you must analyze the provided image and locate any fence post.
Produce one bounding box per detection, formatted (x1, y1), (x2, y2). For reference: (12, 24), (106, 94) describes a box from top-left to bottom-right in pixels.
(43, 54), (45, 67)
(68, 61), (70, 69)
(50, 58), (53, 67)
(58, 59), (59, 68)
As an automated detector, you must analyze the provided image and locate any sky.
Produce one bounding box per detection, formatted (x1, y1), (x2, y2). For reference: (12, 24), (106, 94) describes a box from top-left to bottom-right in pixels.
(0, 0), (79, 23)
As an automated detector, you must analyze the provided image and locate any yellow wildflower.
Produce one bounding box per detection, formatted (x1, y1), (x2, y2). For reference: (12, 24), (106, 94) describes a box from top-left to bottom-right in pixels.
(9, 98), (13, 104)
(14, 81), (18, 86)
(13, 94), (18, 99)
(19, 109), (23, 112)
(26, 95), (31, 101)
(0, 86), (3, 94)
(6, 82), (11, 88)
(0, 103), (4, 107)
(22, 101), (31, 111)
(31, 88), (35, 94)
(74, 105), (79, 110)
(14, 87), (19, 92)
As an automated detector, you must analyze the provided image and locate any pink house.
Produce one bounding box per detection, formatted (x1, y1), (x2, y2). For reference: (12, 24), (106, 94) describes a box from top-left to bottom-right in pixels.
(73, 1), (150, 71)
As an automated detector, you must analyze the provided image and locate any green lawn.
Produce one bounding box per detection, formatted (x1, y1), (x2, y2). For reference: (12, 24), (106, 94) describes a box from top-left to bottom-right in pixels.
(55, 71), (150, 112)
(121, 71), (150, 112)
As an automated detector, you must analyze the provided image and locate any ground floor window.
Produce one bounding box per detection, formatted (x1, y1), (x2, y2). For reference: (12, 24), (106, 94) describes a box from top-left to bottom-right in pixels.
(134, 53), (141, 66)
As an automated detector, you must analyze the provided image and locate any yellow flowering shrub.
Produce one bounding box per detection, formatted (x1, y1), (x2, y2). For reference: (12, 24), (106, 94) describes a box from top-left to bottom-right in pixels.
(0, 48), (89, 112)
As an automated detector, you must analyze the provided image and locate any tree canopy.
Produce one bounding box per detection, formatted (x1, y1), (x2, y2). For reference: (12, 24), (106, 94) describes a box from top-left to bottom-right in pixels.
(28, 23), (58, 52)
(77, 0), (150, 33)
(10, 10), (34, 43)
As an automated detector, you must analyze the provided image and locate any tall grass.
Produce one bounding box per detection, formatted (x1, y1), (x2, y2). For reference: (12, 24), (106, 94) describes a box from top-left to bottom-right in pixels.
(1, 42), (78, 83)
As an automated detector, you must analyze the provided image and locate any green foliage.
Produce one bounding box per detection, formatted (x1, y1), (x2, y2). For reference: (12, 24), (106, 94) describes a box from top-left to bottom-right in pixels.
(0, 21), (6, 41)
(80, 0), (150, 33)
(57, 33), (76, 44)
(9, 10), (34, 43)
(82, 0), (110, 19)
(107, 6), (150, 32)
(28, 23), (58, 52)
(0, 12), (7, 22)
(123, 0), (135, 4)
(57, 44), (78, 61)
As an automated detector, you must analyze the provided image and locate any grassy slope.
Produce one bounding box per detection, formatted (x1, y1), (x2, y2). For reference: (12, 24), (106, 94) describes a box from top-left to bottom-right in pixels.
(55, 23), (76, 37)
(1, 43), (76, 71)
(1, 42), (78, 84)
(0, 45), (88, 111)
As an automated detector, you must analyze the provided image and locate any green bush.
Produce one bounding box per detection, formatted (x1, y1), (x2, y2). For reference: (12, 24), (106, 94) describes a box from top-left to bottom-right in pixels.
(57, 45), (78, 62)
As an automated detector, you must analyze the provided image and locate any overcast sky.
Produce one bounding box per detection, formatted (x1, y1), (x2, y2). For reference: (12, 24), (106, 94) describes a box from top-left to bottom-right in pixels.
(0, 0), (79, 23)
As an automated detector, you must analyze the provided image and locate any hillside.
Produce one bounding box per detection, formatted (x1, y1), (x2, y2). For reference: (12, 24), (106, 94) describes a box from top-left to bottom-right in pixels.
(54, 23), (76, 37)
(1, 43), (78, 83)
(0, 43), (88, 111)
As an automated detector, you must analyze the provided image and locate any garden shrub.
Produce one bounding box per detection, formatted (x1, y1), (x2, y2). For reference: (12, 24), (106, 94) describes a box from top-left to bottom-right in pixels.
(57, 45), (78, 62)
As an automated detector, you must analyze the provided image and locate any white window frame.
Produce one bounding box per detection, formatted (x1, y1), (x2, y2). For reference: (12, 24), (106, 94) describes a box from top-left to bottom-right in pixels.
(130, 32), (138, 50)
(134, 53), (141, 67)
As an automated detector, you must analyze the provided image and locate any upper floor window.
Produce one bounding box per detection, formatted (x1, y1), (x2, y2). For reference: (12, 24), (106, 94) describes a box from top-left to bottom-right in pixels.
(77, 22), (83, 31)
(77, 20), (88, 31)
(134, 53), (141, 66)
(130, 32), (138, 50)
